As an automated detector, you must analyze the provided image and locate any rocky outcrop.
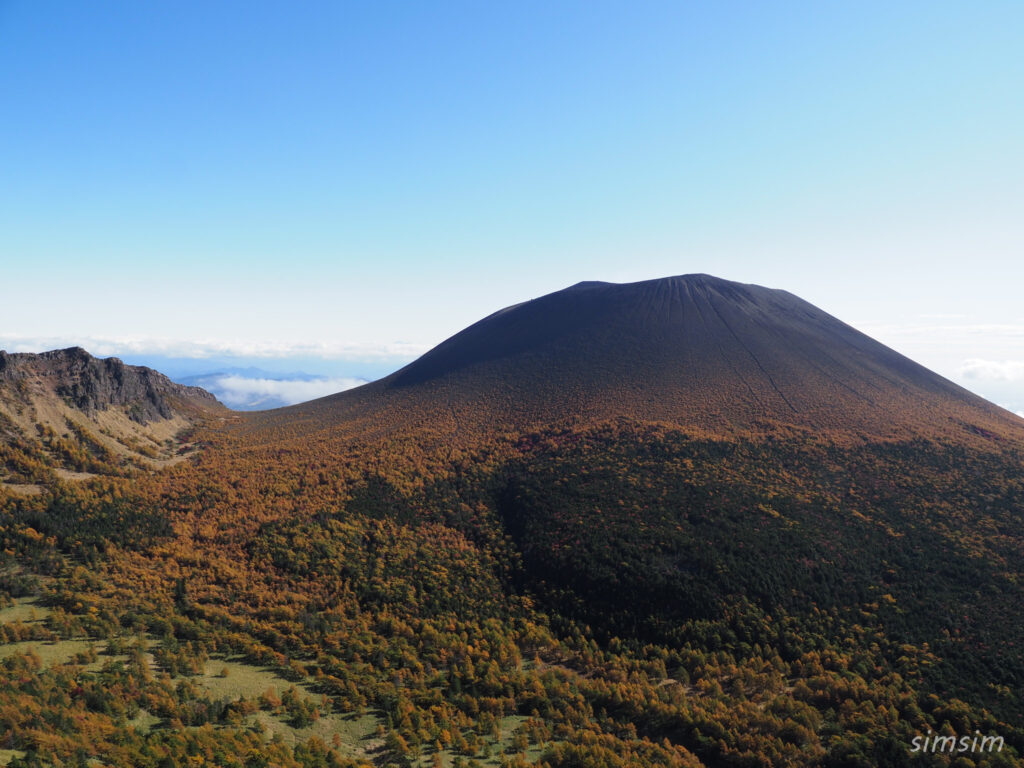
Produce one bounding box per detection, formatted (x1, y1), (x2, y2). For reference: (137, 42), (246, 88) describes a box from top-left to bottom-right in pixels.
(0, 347), (219, 423)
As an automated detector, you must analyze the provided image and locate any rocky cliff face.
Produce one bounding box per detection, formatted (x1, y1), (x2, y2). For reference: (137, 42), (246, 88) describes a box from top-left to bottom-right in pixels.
(0, 347), (218, 423)
(0, 347), (224, 485)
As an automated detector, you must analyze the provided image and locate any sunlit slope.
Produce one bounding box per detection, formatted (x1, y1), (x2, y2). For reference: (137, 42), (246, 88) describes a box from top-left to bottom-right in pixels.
(249, 274), (1024, 446)
(0, 347), (223, 483)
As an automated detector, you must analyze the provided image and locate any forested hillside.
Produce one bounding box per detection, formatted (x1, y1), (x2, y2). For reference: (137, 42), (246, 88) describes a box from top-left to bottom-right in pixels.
(1, 419), (1022, 767)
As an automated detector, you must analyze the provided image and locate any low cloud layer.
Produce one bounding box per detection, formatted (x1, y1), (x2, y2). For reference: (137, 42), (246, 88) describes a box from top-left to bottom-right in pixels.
(862, 322), (1024, 341)
(959, 359), (1024, 382)
(0, 334), (429, 360)
(211, 375), (367, 409)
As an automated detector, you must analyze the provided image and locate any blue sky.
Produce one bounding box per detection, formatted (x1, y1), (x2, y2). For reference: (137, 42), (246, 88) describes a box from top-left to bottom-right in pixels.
(2, 2), (1023, 411)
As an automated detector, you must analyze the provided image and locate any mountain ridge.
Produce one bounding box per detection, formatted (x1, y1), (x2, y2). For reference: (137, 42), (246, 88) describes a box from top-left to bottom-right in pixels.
(0, 346), (219, 422)
(0, 346), (222, 484)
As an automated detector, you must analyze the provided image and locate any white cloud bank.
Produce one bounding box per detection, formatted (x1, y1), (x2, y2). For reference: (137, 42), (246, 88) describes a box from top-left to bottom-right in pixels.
(0, 335), (429, 360)
(863, 322), (1024, 339)
(212, 376), (367, 408)
(959, 359), (1024, 382)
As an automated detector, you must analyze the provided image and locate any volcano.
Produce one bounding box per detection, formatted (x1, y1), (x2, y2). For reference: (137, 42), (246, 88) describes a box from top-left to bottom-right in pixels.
(273, 274), (1023, 445)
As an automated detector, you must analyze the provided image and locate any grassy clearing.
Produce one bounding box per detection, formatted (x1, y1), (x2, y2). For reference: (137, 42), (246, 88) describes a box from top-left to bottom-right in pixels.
(0, 483), (42, 496)
(0, 596), (51, 625)
(125, 708), (162, 734)
(0, 749), (26, 766)
(0, 638), (396, 761)
(0, 638), (102, 666)
(196, 658), (314, 702)
(249, 710), (383, 759)
(409, 715), (547, 767)
(189, 657), (384, 759)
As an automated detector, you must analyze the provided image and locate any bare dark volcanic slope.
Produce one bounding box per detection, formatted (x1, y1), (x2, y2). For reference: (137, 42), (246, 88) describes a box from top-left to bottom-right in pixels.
(264, 275), (1024, 444)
